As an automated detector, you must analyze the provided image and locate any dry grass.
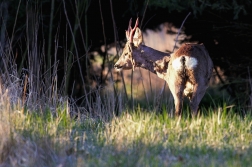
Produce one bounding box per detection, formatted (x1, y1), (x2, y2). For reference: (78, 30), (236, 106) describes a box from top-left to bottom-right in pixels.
(1, 87), (251, 167)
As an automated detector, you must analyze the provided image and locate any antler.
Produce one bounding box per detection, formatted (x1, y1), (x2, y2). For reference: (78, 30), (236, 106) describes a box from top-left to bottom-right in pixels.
(126, 18), (139, 43)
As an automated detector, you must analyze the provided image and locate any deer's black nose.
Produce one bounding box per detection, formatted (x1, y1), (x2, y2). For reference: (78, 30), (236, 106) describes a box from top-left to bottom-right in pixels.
(114, 64), (120, 69)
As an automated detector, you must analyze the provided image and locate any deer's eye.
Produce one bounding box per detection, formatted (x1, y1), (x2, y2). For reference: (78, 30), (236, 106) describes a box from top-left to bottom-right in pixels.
(124, 53), (128, 56)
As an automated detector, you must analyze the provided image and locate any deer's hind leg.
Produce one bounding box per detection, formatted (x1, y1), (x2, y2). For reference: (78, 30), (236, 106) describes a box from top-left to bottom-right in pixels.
(168, 79), (185, 116)
(189, 83), (208, 116)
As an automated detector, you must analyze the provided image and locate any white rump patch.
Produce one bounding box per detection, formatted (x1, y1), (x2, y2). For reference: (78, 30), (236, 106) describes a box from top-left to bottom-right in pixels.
(172, 57), (183, 71)
(172, 56), (198, 71)
(185, 56), (198, 70)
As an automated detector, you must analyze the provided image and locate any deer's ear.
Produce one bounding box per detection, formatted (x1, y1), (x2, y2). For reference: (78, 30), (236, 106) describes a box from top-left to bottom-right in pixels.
(133, 27), (143, 47)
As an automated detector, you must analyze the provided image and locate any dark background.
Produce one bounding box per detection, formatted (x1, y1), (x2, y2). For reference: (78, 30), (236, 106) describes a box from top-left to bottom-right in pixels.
(1, 0), (252, 108)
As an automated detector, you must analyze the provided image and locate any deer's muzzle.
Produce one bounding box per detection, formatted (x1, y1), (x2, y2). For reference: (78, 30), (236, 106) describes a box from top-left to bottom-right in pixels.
(114, 64), (123, 71)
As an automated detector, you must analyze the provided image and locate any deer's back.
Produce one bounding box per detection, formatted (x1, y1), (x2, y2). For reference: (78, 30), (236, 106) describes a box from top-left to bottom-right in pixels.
(168, 43), (213, 85)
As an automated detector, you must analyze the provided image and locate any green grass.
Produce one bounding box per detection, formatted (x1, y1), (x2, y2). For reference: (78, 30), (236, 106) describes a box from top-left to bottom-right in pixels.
(1, 101), (251, 167)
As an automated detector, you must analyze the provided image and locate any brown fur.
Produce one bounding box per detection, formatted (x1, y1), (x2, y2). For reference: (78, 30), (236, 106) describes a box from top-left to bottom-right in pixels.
(114, 19), (213, 116)
(174, 43), (194, 56)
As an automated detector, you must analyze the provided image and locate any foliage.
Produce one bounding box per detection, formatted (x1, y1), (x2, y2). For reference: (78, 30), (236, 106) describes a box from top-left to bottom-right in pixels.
(148, 0), (251, 19)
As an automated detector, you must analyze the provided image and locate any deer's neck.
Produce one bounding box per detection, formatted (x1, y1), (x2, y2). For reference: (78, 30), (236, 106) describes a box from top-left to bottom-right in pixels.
(134, 45), (170, 75)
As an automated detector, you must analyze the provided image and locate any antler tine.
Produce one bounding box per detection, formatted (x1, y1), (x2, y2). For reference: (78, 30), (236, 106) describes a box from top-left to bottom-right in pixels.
(126, 18), (132, 40)
(132, 17), (139, 31)
(126, 17), (139, 43)
(128, 18), (132, 32)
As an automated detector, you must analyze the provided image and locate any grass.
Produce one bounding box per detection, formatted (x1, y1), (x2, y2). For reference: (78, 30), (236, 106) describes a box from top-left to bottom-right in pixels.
(1, 1), (251, 166)
(0, 92), (251, 167)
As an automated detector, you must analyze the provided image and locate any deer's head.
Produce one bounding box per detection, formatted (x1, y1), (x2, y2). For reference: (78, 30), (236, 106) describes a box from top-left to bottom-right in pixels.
(114, 18), (143, 71)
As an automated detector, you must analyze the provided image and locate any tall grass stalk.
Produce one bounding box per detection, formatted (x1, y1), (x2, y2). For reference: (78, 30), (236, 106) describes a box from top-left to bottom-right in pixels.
(109, 0), (128, 112)
(62, 0), (91, 110)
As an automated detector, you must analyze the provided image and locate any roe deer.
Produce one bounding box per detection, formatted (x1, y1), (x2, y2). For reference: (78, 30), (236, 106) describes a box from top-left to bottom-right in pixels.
(114, 18), (213, 116)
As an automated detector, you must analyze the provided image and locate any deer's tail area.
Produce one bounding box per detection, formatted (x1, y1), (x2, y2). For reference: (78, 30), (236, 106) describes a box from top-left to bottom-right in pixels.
(172, 55), (198, 73)
(179, 56), (187, 79)
(180, 56), (186, 70)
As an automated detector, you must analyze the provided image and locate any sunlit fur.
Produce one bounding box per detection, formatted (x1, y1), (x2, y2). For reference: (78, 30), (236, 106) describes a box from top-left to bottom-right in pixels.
(114, 19), (213, 116)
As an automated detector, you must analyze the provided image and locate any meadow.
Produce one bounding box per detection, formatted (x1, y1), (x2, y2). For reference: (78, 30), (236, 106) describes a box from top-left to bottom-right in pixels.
(0, 85), (251, 166)
(0, 2), (251, 166)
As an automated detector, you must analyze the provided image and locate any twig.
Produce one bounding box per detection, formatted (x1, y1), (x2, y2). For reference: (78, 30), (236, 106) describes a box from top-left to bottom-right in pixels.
(139, 0), (149, 29)
(247, 67), (252, 108)
(99, 0), (108, 85)
(142, 14), (156, 30)
(109, 0), (128, 100)
(62, 0), (91, 110)
(157, 12), (191, 112)
(9, 0), (21, 55)
(109, 0), (126, 114)
(75, 0), (90, 84)
(172, 12), (191, 52)
(47, 0), (55, 70)
(138, 0), (152, 107)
